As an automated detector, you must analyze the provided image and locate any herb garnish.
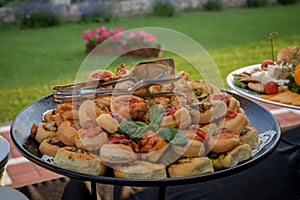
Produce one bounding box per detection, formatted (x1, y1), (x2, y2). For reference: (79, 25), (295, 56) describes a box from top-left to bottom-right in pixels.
(287, 74), (300, 93)
(118, 104), (188, 147)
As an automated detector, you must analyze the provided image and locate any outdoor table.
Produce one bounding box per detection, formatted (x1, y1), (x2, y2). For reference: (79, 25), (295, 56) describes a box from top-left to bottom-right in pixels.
(15, 126), (300, 200)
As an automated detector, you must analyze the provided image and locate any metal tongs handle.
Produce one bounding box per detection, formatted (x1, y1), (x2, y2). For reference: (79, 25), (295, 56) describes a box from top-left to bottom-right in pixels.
(75, 76), (182, 96)
(52, 58), (182, 103)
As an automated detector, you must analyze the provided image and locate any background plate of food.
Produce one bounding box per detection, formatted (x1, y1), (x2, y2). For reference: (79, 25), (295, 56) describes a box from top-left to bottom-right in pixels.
(226, 63), (300, 110)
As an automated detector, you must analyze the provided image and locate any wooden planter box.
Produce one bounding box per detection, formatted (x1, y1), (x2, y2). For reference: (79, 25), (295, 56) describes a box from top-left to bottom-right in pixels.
(85, 43), (163, 58)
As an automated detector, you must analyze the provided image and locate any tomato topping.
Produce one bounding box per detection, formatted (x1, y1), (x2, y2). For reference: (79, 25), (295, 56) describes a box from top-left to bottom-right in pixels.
(261, 60), (274, 70)
(225, 109), (238, 120)
(263, 81), (278, 94)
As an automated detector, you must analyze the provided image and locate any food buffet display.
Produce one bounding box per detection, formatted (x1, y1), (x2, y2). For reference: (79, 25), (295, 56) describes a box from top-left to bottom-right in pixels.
(9, 58), (280, 185)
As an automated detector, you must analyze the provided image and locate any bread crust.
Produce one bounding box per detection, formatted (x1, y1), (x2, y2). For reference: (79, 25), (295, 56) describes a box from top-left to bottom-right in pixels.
(39, 137), (65, 157)
(223, 112), (249, 134)
(211, 144), (252, 170)
(100, 143), (137, 164)
(159, 106), (192, 129)
(114, 160), (167, 179)
(168, 157), (214, 178)
(35, 122), (57, 143)
(207, 129), (241, 153)
(75, 126), (108, 151)
(197, 101), (227, 124)
(96, 113), (119, 134)
(54, 146), (106, 175)
(110, 95), (148, 121)
(240, 126), (261, 149)
(57, 102), (79, 120)
(57, 120), (78, 146)
(173, 140), (205, 158)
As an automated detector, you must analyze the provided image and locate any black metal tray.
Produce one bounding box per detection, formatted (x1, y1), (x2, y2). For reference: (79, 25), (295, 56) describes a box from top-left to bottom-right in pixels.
(10, 92), (281, 187)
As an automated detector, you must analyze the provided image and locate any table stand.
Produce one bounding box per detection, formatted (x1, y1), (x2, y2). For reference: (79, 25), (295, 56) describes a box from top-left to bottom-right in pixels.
(158, 185), (166, 200)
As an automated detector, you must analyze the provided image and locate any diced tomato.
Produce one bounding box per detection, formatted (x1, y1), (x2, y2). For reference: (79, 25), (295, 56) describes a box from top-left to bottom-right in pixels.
(261, 60), (274, 70)
(263, 81), (278, 94)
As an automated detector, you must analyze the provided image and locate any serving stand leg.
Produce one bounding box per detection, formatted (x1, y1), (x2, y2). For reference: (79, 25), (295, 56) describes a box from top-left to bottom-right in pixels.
(91, 181), (97, 200)
(158, 185), (166, 200)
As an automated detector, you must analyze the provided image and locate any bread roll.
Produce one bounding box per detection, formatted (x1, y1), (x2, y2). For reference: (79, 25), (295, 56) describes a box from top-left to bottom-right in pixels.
(240, 126), (261, 149)
(88, 69), (116, 81)
(96, 113), (119, 134)
(172, 139), (205, 158)
(140, 145), (169, 163)
(168, 157), (214, 178)
(172, 130), (205, 158)
(57, 120), (78, 146)
(78, 100), (110, 129)
(39, 137), (65, 157)
(54, 146), (106, 175)
(75, 126), (108, 151)
(57, 102), (79, 120)
(110, 95), (148, 121)
(159, 106), (191, 129)
(100, 143), (137, 164)
(223, 112), (249, 134)
(207, 92), (240, 111)
(189, 80), (213, 101)
(35, 122), (57, 143)
(139, 130), (168, 162)
(207, 128), (241, 153)
(114, 160), (167, 179)
(194, 101), (227, 125)
(211, 144), (252, 170)
(43, 109), (58, 123)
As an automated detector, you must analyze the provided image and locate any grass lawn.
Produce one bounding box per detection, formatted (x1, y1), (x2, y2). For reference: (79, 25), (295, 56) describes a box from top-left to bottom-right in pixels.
(0, 4), (299, 124)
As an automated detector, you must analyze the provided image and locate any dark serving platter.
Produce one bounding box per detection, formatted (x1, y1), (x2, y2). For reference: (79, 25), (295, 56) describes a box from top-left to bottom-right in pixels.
(10, 92), (281, 187)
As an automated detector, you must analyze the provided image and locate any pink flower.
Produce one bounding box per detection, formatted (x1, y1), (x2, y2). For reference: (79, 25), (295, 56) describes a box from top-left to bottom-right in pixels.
(109, 34), (121, 43)
(128, 32), (137, 40)
(119, 27), (124, 32)
(101, 31), (109, 38)
(95, 28), (102, 34)
(96, 35), (103, 42)
(99, 26), (106, 32)
(82, 27), (157, 47)
(89, 30), (96, 36)
(82, 33), (90, 41)
(145, 34), (155, 42)
(137, 30), (147, 37)
(122, 40), (127, 46)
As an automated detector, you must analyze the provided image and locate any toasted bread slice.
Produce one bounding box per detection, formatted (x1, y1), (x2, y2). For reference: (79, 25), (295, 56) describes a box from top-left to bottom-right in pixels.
(248, 83), (264, 93)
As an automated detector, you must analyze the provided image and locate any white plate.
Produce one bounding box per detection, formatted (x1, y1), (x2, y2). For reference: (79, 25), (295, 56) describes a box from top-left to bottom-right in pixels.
(0, 186), (29, 200)
(226, 64), (300, 110)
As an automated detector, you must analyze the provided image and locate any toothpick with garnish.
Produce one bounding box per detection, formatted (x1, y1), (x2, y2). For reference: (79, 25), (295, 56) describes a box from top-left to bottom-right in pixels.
(267, 32), (279, 62)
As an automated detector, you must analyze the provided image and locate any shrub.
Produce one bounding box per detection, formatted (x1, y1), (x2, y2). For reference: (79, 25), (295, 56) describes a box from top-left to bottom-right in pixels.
(78, 0), (113, 23)
(0, 0), (10, 7)
(152, 0), (175, 17)
(247, 0), (268, 7)
(203, 0), (223, 11)
(14, 0), (61, 28)
(277, 0), (297, 5)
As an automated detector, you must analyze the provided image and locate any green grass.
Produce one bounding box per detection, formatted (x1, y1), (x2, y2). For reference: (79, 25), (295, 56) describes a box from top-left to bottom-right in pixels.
(0, 4), (299, 124)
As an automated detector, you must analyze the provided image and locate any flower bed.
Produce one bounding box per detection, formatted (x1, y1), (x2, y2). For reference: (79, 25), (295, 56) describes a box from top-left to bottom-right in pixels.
(82, 26), (163, 57)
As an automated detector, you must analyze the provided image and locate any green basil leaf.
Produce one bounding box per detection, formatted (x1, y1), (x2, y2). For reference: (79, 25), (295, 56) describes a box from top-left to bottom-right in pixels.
(233, 79), (248, 89)
(149, 104), (166, 127)
(157, 127), (188, 147)
(118, 121), (148, 138)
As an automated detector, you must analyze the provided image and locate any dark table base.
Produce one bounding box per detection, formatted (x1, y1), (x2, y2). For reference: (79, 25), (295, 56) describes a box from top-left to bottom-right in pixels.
(18, 127), (300, 200)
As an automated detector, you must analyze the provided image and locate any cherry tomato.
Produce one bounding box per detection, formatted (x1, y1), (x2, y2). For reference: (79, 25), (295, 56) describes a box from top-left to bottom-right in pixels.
(263, 81), (278, 94)
(261, 60), (274, 70)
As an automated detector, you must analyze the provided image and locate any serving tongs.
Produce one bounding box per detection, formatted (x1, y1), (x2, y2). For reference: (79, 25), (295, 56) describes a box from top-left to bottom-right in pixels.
(53, 59), (182, 103)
